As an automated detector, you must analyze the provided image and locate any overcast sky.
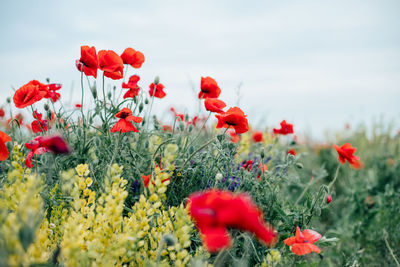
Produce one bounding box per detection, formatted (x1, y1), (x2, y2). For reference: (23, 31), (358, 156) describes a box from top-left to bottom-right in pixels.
(1, 0), (399, 138)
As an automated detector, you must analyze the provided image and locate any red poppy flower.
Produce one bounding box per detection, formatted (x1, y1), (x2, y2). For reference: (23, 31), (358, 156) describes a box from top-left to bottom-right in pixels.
(273, 120), (294, 135)
(75, 104), (82, 109)
(284, 227), (321, 255)
(256, 164), (268, 181)
(162, 125), (172, 132)
(142, 174), (150, 188)
(216, 107), (249, 134)
(13, 80), (48, 109)
(0, 108), (5, 118)
(76, 45), (98, 78)
(120, 48), (145, 68)
(187, 189), (278, 253)
(199, 77), (221, 99)
(98, 50), (124, 80)
(170, 107), (184, 121)
(0, 131), (11, 161)
(47, 83), (62, 102)
(204, 98), (226, 114)
(252, 131), (263, 142)
(31, 110), (48, 133)
(242, 160), (253, 171)
(287, 149), (297, 156)
(25, 135), (70, 168)
(334, 143), (362, 169)
(122, 75), (141, 99)
(149, 83), (166, 98)
(110, 108), (142, 133)
(327, 195), (332, 204)
(228, 131), (240, 143)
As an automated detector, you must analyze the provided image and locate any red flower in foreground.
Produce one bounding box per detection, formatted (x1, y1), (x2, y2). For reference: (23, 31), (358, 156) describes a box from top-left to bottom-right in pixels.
(98, 50), (124, 80)
(187, 189), (278, 253)
(120, 48), (145, 68)
(25, 135), (70, 168)
(204, 98), (226, 114)
(216, 107), (249, 134)
(334, 143), (362, 169)
(149, 83), (166, 98)
(142, 174), (150, 188)
(273, 120), (294, 135)
(13, 80), (48, 109)
(122, 75), (141, 99)
(287, 149), (297, 156)
(199, 77), (221, 99)
(31, 111), (48, 133)
(252, 131), (263, 143)
(76, 45), (98, 78)
(110, 108), (142, 133)
(0, 131), (11, 161)
(284, 227), (321, 255)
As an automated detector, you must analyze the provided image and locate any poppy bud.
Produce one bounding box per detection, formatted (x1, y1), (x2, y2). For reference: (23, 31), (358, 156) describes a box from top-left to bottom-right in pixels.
(91, 86), (97, 99)
(188, 124), (194, 132)
(260, 149), (265, 159)
(47, 110), (52, 120)
(93, 137), (101, 147)
(76, 128), (83, 137)
(107, 91), (112, 100)
(184, 114), (189, 121)
(44, 103), (50, 111)
(327, 195), (332, 204)
(296, 163), (303, 169)
(179, 122), (185, 131)
(154, 76), (160, 85)
(139, 103), (144, 113)
(6, 97), (11, 104)
(189, 146), (194, 154)
(133, 96), (138, 104)
(217, 134), (224, 142)
(144, 140), (150, 149)
(141, 118), (146, 126)
(46, 78), (50, 83)
(144, 98), (149, 105)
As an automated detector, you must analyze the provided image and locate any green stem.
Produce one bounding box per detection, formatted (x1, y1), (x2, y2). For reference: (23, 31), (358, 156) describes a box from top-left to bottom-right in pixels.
(328, 164), (341, 190)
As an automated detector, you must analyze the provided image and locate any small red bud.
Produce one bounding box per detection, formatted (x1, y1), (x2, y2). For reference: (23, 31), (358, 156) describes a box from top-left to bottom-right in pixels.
(327, 195), (332, 204)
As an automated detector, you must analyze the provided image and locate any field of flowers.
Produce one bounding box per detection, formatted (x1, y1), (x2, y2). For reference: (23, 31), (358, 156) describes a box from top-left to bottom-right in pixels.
(0, 46), (399, 267)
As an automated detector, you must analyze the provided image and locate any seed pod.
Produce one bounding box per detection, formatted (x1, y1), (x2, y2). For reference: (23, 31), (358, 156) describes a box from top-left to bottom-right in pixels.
(144, 98), (149, 105)
(91, 86), (97, 99)
(139, 103), (144, 113)
(154, 76), (160, 85)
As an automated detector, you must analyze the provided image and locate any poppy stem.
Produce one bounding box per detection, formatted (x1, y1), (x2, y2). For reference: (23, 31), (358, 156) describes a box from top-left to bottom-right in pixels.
(328, 164), (341, 190)
(80, 66), (87, 153)
(383, 229), (400, 267)
(146, 93), (155, 131)
(101, 72), (107, 126)
(182, 111), (212, 154)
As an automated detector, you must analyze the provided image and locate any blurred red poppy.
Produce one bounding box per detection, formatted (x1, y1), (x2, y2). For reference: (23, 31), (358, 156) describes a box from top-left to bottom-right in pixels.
(284, 227), (321, 255)
(228, 131), (240, 143)
(99, 50), (124, 80)
(334, 143), (362, 169)
(13, 80), (48, 109)
(216, 107), (249, 134)
(25, 135), (70, 168)
(199, 77), (221, 99)
(0, 108), (5, 118)
(252, 131), (263, 142)
(110, 107), (142, 133)
(273, 120), (294, 135)
(122, 75), (141, 99)
(149, 83), (166, 98)
(47, 83), (62, 102)
(76, 45), (98, 78)
(204, 98), (226, 113)
(31, 110), (48, 133)
(120, 48), (145, 68)
(0, 131), (11, 161)
(187, 189), (278, 253)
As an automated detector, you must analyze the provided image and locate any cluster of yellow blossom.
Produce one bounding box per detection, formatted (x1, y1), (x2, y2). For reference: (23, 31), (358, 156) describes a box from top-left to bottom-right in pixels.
(261, 249), (282, 267)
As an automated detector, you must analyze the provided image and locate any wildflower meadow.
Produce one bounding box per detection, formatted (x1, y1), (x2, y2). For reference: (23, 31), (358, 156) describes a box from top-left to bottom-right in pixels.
(0, 45), (399, 267)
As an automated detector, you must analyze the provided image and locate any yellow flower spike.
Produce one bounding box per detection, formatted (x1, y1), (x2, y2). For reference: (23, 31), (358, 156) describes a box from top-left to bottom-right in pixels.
(75, 164), (90, 177)
(83, 188), (91, 196)
(85, 177), (93, 187)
